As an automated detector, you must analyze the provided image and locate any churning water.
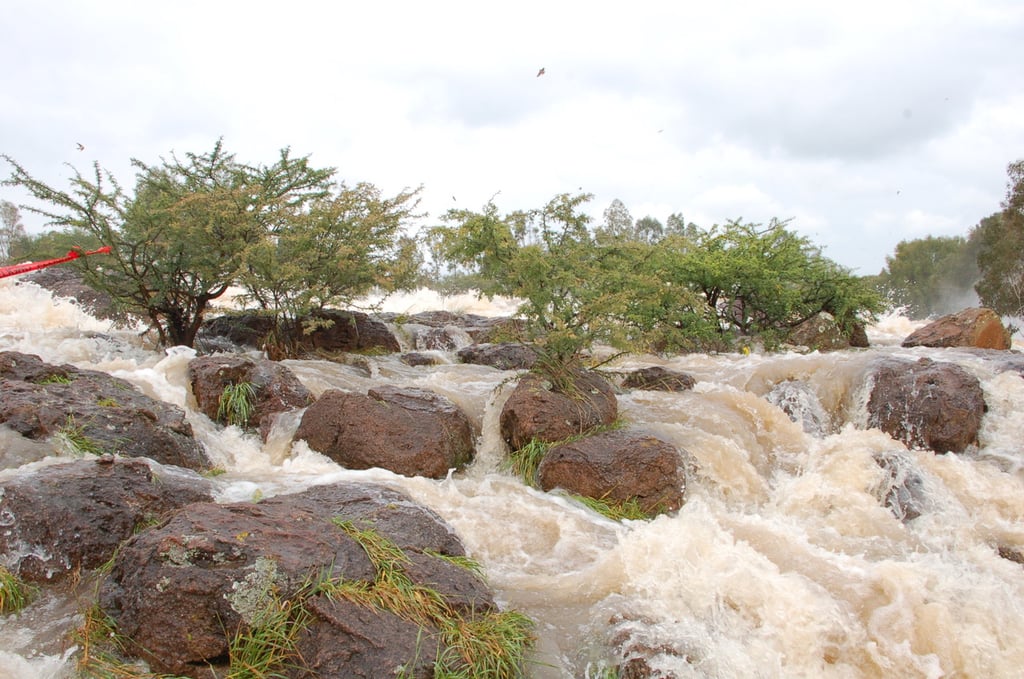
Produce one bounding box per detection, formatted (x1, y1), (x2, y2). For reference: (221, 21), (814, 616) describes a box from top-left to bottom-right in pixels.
(2, 280), (1024, 678)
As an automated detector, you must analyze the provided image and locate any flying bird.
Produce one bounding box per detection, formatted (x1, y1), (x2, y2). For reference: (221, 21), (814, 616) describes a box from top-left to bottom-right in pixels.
(76, 143), (85, 151)
(536, 67), (545, 77)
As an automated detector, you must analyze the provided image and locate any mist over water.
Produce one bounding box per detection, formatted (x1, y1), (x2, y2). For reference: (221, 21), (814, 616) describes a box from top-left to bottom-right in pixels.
(2, 281), (1024, 678)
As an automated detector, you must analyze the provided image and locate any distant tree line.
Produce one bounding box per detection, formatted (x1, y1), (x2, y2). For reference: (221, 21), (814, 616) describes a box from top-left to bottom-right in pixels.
(872, 159), (1024, 320)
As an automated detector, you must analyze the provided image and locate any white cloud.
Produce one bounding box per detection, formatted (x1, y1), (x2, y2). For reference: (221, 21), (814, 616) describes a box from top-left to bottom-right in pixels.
(1, 0), (1022, 275)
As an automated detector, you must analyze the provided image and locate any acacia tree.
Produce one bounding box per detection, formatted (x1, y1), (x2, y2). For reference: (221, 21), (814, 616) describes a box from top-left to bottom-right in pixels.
(238, 181), (423, 356)
(4, 142), (336, 346)
(661, 219), (881, 340)
(974, 160), (1024, 318)
(432, 192), (656, 369)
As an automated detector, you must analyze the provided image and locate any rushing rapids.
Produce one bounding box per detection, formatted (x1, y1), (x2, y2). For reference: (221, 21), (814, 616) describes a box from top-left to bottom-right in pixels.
(1, 279), (1023, 678)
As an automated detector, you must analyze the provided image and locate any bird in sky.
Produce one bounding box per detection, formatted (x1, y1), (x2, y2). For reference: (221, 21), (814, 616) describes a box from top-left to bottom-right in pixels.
(536, 67), (545, 77)
(76, 142), (84, 151)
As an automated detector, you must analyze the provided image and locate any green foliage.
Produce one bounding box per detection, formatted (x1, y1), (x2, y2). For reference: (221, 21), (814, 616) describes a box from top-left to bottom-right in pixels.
(974, 161), (1024, 318)
(226, 586), (310, 679)
(875, 235), (979, 318)
(431, 196), (880, 365)
(571, 495), (655, 522)
(661, 219), (883, 338)
(237, 181), (423, 357)
(217, 381), (258, 427)
(0, 564), (37, 614)
(506, 438), (550, 487)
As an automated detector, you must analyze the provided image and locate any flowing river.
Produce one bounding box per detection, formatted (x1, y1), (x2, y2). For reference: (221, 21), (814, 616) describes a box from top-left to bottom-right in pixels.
(1, 279), (1023, 678)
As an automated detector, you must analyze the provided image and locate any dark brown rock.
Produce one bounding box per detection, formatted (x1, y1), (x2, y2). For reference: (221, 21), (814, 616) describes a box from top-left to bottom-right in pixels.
(866, 357), (986, 453)
(98, 482), (493, 678)
(201, 310), (400, 357)
(293, 386), (475, 478)
(0, 351), (210, 471)
(622, 366), (696, 392)
(188, 354), (313, 440)
(902, 307), (1011, 350)
(456, 342), (537, 370)
(500, 370), (618, 450)
(537, 430), (685, 513)
(0, 457), (213, 583)
(787, 312), (849, 351)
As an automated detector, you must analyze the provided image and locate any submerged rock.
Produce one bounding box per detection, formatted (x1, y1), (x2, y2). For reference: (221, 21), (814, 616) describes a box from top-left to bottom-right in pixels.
(293, 386), (475, 478)
(872, 451), (927, 522)
(500, 370), (618, 450)
(866, 357), (986, 453)
(0, 457), (213, 583)
(0, 351), (211, 471)
(456, 342), (537, 370)
(621, 366), (696, 392)
(766, 379), (833, 436)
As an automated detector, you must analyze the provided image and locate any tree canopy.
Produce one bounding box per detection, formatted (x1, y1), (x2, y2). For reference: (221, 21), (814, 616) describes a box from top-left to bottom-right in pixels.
(430, 195), (882, 367)
(2, 141), (421, 350)
(874, 234), (979, 318)
(973, 160), (1024, 318)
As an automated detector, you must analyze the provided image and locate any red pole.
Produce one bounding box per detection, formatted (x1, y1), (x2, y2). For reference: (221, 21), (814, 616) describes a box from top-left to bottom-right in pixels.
(0, 245), (112, 279)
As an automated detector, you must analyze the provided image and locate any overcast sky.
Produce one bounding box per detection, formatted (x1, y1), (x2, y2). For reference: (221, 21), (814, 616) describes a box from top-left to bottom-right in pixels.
(2, 1), (1022, 274)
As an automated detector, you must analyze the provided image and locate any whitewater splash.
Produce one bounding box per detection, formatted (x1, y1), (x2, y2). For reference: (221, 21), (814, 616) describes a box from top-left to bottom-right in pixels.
(2, 279), (1024, 678)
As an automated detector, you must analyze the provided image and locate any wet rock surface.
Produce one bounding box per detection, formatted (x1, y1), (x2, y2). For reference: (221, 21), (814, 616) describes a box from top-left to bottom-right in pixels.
(866, 357), (986, 453)
(188, 354), (313, 440)
(500, 369), (619, 450)
(0, 457), (213, 583)
(98, 482), (493, 678)
(621, 366), (696, 392)
(0, 351), (211, 471)
(293, 386), (475, 478)
(456, 342), (538, 370)
(200, 309), (401, 357)
(537, 430), (686, 513)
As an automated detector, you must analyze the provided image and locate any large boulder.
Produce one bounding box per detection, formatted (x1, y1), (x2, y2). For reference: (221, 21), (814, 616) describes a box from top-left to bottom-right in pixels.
(0, 351), (211, 471)
(902, 307), (1011, 350)
(293, 386), (475, 478)
(866, 357), (986, 453)
(0, 457), (213, 583)
(98, 482), (496, 678)
(537, 430), (686, 514)
(188, 354), (313, 440)
(456, 342), (537, 370)
(500, 370), (618, 450)
(201, 310), (400, 358)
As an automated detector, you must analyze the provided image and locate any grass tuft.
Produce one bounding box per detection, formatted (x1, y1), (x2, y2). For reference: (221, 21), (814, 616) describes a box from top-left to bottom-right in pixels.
(217, 381), (258, 427)
(0, 564), (37, 614)
(54, 415), (106, 456)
